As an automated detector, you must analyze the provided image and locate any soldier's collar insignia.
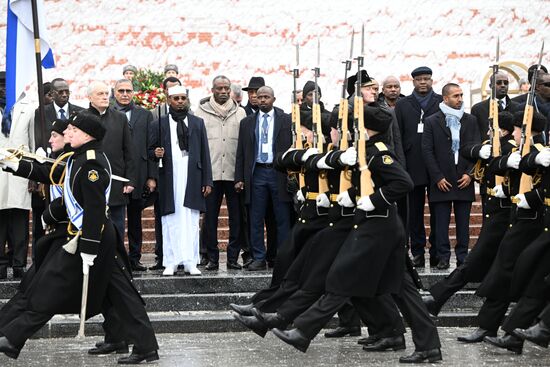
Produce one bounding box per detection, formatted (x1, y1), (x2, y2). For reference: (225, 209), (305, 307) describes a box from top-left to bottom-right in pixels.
(382, 155), (394, 165)
(88, 170), (99, 182)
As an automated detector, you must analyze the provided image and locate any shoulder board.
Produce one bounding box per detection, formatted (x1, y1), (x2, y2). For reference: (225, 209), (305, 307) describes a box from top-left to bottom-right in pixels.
(534, 143), (545, 152)
(508, 140), (517, 147)
(374, 142), (388, 152)
(86, 150), (96, 160)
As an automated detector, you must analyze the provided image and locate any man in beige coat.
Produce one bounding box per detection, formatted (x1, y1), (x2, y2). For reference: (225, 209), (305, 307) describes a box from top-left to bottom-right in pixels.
(196, 75), (246, 270)
(0, 96), (36, 279)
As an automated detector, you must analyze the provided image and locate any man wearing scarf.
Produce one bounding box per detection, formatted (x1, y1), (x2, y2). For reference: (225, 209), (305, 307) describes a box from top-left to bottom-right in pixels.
(421, 83), (480, 269)
(113, 79), (157, 272)
(395, 66), (442, 269)
(149, 86), (212, 276)
(195, 75), (246, 271)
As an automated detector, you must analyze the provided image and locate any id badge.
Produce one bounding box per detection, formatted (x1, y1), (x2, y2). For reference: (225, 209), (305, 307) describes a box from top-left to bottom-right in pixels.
(417, 123), (424, 133)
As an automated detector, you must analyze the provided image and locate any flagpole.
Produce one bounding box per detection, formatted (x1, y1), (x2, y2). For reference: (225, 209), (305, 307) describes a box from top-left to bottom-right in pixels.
(30, 0), (48, 150)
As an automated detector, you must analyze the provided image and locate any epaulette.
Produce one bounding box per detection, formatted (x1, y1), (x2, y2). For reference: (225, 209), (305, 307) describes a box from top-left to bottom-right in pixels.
(508, 139), (517, 147)
(534, 143), (545, 152)
(374, 142), (388, 152)
(86, 150), (96, 160)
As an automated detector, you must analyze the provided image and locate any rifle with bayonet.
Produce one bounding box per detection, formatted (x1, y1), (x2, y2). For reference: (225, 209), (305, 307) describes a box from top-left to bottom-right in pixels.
(338, 30), (354, 193)
(290, 44), (305, 187)
(354, 24), (375, 197)
(488, 37), (504, 186)
(312, 37), (329, 194)
(517, 41), (545, 197)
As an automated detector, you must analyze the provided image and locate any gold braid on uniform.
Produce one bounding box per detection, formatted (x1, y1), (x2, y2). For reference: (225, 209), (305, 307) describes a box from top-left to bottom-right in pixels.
(49, 151), (74, 186)
(533, 170), (542, 187)
(472, 159), (485, 182)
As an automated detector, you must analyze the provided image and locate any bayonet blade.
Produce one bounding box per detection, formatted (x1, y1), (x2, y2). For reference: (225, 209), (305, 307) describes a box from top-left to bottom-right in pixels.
(317, 36), (320, 67)
(361, 24), (365, 55)
(349, 28), (355, 60)
(496, 36), (500, 63)
(537, 40), (545, 69)
(295, 43), (299, 68)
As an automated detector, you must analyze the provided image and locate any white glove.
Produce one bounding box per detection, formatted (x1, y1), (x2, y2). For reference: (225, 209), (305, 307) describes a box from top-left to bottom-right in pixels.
(357, 195), (375, 212)
(80, 253), (97, 275)
(339, 147), (357, 166)
(492, 185), (506, 198)
(301, 148), (319, 162)
(515, 193), (531, 209)
(535, 149), (550, 167)
(0, 159), (19, 171)
(295, 189), (305, 203)
(507, 151), (521, 169)
(316, 154), (332, 169)
(316, 193), (330, 208)
(35, 147), (47, 157)
(282, 148), (297, 160)
(479, 145), (492, 160)
(336, 191), (355, 208)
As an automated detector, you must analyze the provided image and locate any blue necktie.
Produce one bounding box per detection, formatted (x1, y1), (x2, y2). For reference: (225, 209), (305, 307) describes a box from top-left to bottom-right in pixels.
(59, 108), (67, 120)
(260, 114), (269, 162)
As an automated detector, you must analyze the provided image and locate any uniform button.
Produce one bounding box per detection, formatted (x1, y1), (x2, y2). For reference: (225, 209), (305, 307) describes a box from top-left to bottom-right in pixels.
(353, 224), (358, 229)
(485, 214), (489, 218)
(509, 224), (513, 227)
(122, 267), (125, 270)
(546, 228), (549, 232)
(302, 219), (306, 223)
(115, 255), (118, 259)
(329, 223), (333, 226)
(329, 184), (333, 188)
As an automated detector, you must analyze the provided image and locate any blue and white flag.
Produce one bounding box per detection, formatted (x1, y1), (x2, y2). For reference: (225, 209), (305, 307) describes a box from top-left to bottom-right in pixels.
(3, 0), (55, 135)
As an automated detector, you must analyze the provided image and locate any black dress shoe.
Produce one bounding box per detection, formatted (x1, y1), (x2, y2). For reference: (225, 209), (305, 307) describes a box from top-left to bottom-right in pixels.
(422, 295), (442, 317)
(436, 260), (450, 270)
(243, 258), (254, 269)
(12, 267), (25, 279)
(324, 326), (361, 338)
(484, 334), (523, 354)
(399, 348), (442, 363)
(0, 265), (7, 280)
(514, 321), (550, 348)
(148, 261), (164, 271)
(457, 328), (496, 343)
(232, 313), (268, 337)
(0, 336), (20, 359)
(251, 307), (288, 329)
(199, 256), (209, 267)
(247, 260), (267, 271)
(89, 341), (129, 355)
(118, 350), (159, 364)
(229, 303), (254, 316)
(227, 261), (242, 270)
(412, 255), (425, 268)
(130, 262), (147, 272)
(272, 328), (310, 353)
(205, 261), (219, 271)
(357, 334), (380, 345)
(362, 335), (406, 351)
(429, 257), (439, 267)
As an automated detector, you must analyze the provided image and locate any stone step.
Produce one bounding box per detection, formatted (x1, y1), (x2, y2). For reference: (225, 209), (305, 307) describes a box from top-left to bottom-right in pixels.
(30, 310), (480, 339)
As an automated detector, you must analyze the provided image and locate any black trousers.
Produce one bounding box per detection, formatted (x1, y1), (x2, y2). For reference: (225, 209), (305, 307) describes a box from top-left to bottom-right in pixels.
(265, 200), (278, 264)
(477, 298), (510, 332)
(0, 261), (158, 353)
(337, 303), (361, 328)
(31, 192), (46, 254)
(502, 297), (546, 334)
(539, 304), (550, 326)
(409, 185), (436, 258)
(293, 292), (405, 340)
(201, 181), (242, 263)
(127, 197), (144, 263)
(429, 266), (468, 309)
(153, 199), (163, 262)
(0, 209), (29, 268)
(431, 200), (471, 263)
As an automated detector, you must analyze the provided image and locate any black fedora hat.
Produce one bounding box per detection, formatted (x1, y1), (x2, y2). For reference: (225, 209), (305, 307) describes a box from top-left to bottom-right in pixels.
(346, 70), (372, 96)
(242, 76), (265, 91)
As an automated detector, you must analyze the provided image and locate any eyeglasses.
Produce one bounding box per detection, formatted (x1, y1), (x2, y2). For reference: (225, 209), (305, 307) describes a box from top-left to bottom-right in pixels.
(117, 89), (134, 94)
(495, 80), (509, 85)
(171, 96), (187, 101)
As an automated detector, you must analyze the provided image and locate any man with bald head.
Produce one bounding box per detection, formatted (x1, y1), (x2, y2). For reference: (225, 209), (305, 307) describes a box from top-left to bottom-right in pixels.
(87, 81), (137, 238)
(378, 76), (404, 109)
(471, 71), (518, 141)
(235, 86), (292, 271)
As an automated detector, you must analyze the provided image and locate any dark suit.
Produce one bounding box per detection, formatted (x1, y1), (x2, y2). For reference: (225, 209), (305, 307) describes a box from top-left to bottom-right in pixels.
(234, 107), (292, 261)
(422, 110), (479, 263)
(395, 92), (442, 259)
(123, 105), (156, 264)
(89, 106), (137, 238)
(471, 96), (518, 142)
(148, 114), (212, 215)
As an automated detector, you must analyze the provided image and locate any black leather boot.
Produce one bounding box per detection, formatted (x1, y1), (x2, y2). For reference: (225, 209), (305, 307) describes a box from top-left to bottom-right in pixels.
(514, 320), (550, 348)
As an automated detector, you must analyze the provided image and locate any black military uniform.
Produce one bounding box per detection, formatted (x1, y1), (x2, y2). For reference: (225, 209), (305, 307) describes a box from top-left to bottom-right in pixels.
(0, 112), (158, 363)
(460, 112), (547, 343)
(426, 112), (517, 315)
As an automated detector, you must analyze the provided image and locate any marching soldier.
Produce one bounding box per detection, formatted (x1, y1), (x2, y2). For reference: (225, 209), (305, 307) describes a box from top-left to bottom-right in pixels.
(0, 111), (159, 364)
